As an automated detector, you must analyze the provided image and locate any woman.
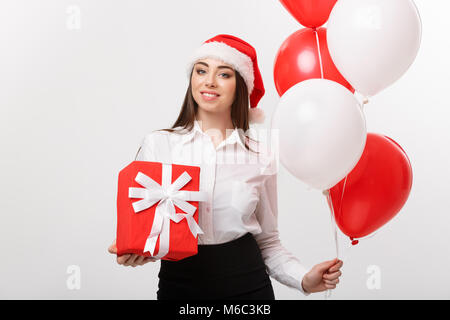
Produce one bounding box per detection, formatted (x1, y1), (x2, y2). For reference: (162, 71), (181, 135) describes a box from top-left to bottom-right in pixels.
(108, 34), (343, 300)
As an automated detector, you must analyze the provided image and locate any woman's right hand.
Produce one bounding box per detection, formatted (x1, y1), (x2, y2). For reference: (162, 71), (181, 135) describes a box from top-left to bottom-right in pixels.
(108, 240), (157, 267)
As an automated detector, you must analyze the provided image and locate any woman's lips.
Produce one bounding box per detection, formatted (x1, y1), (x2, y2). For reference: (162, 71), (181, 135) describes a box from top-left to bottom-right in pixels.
(201, 92), (220, 101)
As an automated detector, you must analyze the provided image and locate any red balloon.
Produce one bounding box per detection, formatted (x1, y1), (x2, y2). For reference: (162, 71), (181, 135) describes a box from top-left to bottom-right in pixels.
(279, 0), (338, 28)
(328, 133), (413, 240)
(273, 27), (354, 96)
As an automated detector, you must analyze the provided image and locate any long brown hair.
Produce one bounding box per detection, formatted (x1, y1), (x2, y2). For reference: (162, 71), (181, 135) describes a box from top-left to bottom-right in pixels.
(158, 67), (259, 153)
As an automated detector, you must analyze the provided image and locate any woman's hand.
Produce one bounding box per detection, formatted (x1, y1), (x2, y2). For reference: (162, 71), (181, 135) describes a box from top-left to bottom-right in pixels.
(108, 240), (157, 267)
(301, 258), (343, 293)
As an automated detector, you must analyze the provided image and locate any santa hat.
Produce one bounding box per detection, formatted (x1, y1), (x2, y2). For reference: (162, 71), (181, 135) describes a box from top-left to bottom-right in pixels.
(186, 34), (266, 124)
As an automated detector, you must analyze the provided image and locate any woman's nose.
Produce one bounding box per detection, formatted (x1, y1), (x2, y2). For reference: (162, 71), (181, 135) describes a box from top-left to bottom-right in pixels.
(205, 74), (217, 87)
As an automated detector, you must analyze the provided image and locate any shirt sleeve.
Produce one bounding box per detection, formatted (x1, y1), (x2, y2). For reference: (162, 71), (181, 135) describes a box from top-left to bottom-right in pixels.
(253, 161), (311, 296)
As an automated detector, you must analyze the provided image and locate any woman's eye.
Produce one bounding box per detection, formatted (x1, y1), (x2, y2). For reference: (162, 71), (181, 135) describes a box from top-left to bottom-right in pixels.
(196, 69), (230, 78)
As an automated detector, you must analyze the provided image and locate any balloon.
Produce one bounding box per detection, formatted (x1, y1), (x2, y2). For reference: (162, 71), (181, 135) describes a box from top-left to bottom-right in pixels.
(274, 27), (354, 96)
(329, 133), (413, 239)
(279, 0), (338, 28)
(327, 0), (422, 97)
(271, 79), (366, 190)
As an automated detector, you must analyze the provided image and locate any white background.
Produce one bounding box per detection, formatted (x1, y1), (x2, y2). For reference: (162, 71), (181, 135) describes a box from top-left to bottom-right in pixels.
(0, 0), (448, 299)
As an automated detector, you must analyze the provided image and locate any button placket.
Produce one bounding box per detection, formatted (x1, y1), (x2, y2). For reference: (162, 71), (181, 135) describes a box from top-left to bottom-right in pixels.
(199, 136), (217, 244)
(209, 140), (217, 243)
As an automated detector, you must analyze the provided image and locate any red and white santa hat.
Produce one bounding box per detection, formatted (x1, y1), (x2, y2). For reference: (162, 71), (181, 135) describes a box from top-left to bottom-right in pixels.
(186, 34), (266, 124)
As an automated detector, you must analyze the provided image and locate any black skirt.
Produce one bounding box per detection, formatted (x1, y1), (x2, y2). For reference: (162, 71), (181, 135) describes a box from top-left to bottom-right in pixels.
(157, 232), (275, 300)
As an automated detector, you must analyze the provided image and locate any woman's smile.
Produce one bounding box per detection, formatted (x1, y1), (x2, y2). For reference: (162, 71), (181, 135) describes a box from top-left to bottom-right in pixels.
(201, 90), (220, 101)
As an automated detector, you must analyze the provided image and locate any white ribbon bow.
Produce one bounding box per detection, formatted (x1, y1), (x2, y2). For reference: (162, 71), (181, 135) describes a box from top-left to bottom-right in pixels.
(128, 164), (208, 259)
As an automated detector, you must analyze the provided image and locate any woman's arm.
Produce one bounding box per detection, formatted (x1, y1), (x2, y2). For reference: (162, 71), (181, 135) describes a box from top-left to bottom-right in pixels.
(254, 163), (343, 294)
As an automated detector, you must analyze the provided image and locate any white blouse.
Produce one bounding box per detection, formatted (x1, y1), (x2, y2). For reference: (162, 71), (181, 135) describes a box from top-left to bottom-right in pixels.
(136, 120), (310, 295)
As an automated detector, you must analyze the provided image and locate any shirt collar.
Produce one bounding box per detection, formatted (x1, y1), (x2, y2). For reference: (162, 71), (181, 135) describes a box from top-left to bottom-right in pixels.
(181, 119), (246, 150)
(180, 119), (203, 145)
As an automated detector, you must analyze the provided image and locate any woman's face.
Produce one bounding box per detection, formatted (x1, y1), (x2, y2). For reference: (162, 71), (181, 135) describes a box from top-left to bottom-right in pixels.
(191, 58), (236, 115)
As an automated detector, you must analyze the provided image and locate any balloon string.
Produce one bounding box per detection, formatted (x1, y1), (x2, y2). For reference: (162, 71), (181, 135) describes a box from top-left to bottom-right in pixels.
(334, 177), (354, 258)
(326, 190), (339, 258)
(314, 29), (324, 79)
(339, 175), (348, 216)
(323, 188), (353, 300)
(323, 189), (338, 299)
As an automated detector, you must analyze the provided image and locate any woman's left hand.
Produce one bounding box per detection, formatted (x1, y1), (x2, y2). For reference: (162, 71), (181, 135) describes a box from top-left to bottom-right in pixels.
(301, 258), (343, 293)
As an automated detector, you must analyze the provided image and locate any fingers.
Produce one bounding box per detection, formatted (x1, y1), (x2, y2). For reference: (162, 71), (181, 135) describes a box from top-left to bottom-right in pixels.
(117, 254), (140, 266)
(323, 269), (341, 291)
(124, 254), (140, 266)
(134, 255), (146, 266)
(328, 260), (343, 273)
(108, 244), (117, 254)
(310, 258), (343, 292)
(324, 278), (339, 285)
(108, 240), (117, 254)
(323, 270), (342, 281)
(134, 256), (157, 266)
(316, 258), (339, 272)
(117, 254), (156, 267)
(117, 254), (131, 265)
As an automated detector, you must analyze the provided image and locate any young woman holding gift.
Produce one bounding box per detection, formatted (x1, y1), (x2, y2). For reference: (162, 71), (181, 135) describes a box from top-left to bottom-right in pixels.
(108, 34), (343, 300)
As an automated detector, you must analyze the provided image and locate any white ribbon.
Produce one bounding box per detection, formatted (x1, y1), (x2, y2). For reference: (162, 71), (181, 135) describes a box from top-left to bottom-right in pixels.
(128, 164), (208, 259)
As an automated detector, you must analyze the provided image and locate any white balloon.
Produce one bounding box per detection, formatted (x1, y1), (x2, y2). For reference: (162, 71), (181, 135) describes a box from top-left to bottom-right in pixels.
(327, 0), (422, 97)
(271, 79), (366, 190)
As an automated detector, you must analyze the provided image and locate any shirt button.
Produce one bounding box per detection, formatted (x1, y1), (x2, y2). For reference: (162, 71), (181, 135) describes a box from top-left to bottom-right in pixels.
(206, 206), (211, 213)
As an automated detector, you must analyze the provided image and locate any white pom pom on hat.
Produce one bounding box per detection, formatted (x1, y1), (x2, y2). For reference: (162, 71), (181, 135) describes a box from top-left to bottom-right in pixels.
(248, 107), (265, 124)
(186, 34), (266, 124)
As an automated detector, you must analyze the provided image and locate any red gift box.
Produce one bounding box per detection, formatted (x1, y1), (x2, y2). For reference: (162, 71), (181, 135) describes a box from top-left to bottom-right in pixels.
(116, 161), (207, 261)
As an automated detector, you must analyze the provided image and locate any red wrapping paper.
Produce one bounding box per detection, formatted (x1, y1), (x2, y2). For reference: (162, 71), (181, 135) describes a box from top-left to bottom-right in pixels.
(116, 161), (202, 261)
